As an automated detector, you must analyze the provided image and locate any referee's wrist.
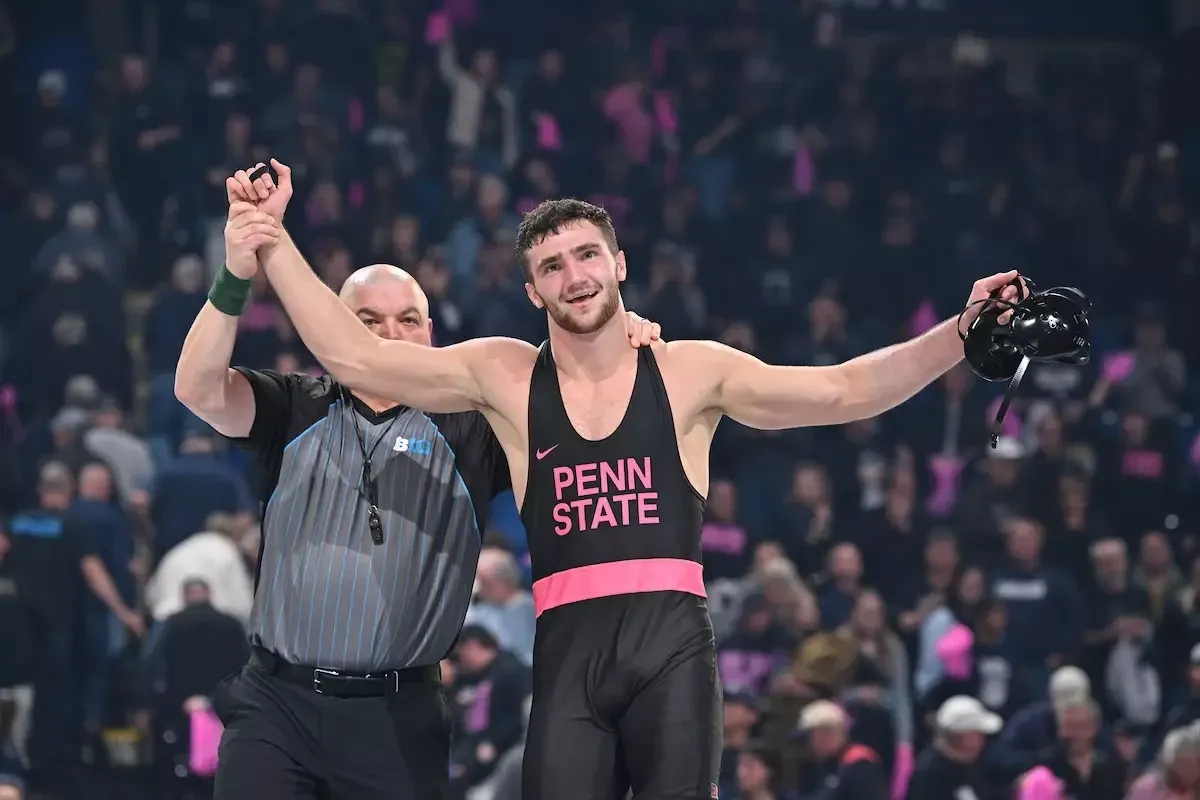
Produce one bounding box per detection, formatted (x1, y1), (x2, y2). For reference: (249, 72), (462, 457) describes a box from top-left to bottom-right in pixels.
(209, 263), (253, 316)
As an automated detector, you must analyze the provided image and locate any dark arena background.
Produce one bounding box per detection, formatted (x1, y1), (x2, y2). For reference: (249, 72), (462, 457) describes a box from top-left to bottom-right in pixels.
(2, 0), (1200, 797)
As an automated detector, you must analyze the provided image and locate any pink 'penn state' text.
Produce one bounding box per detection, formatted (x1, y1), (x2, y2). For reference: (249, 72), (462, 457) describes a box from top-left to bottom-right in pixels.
(551, 457), (659, 535)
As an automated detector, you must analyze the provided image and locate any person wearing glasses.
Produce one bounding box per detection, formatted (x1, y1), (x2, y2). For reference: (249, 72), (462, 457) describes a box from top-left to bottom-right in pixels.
(173, 197), (660, 800)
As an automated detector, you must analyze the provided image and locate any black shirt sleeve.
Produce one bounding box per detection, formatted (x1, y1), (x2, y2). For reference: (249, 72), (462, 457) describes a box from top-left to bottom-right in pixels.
(225, 368), (301, 457)
(223, 369), (338, 502)
(439, 411), (513, 528)
(488, 429), (512, 496)
(63, 513), (99, 562)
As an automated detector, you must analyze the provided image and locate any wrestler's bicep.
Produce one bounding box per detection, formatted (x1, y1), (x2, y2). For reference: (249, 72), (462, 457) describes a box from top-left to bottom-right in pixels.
(672, 340), (846, 430)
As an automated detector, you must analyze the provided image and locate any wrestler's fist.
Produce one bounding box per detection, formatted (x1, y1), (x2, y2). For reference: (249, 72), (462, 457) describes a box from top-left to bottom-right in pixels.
(962, 270), (1028, 328)
(226, 158), (294, 220)
(224, 201), (281, 279)
(623, 312), (662, 348)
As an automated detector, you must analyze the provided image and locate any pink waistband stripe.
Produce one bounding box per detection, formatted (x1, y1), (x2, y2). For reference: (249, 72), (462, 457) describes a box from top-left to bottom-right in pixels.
(532, 558), (706, 617)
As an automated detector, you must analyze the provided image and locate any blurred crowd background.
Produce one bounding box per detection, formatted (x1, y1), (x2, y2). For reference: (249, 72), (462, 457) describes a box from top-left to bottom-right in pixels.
(3, 0), (1200, 798)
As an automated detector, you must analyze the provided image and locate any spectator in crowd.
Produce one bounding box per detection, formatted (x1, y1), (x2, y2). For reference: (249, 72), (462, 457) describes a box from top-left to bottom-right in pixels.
(464, 547), (536, 666)
(992, 666), (1093, 774)
(70, 460), (137, 733)
(1135, 532), (1182, 626)
(149, 433), (251, 561)
(818, 542), (865, 629)
(140, 578), (247, 800)
(797, 700), (889, 800)
(9, 461), (144, 791)
(907, 695), (1002, 800)
(82, 398), (155, 507)
(1044, 697), (1126, 800)
(448, 625), (532, 796)
(990, 518), (1082, 681)
(914, 565), (990, 698)
(143, 512), (254, 625)
(1127, 723), (1200, 800)
(0, 524), (38, 771)
(732, 744), (794, 800)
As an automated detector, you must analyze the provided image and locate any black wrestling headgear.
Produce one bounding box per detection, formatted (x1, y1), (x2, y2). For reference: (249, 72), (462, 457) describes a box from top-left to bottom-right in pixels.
(958, 275), (1091, 448)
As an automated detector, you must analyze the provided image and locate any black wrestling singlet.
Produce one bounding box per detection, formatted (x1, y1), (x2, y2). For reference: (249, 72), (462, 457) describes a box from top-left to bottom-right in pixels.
(519, 343), (723, 800)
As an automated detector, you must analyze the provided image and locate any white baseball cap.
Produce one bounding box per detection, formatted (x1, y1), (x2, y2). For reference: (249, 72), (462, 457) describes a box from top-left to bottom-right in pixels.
(798, 700), (846, 732)
(936, 696), (1002, 735)
(1049, 666), (1090, 703)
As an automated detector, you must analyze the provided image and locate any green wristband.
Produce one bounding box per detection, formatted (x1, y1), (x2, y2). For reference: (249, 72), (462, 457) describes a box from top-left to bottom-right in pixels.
(208, 264), (253, 316)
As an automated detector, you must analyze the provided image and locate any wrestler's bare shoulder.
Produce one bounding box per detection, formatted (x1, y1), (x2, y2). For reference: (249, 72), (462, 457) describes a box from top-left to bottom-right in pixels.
(649, 340), (732, 415)
(459, 336), (537, 418)
(466, 336), (539, 372)
(651, 339), (737, 381)
(652, 339), (730, 358)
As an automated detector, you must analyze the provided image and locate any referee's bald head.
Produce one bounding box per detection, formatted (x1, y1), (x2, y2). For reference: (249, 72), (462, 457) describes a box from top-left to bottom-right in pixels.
(339, 264), (433, 345)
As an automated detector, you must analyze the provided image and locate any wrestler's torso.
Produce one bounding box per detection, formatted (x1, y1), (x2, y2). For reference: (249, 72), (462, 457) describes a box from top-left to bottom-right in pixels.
(477, 338), (718, 512)
(518, 344), (707, 589)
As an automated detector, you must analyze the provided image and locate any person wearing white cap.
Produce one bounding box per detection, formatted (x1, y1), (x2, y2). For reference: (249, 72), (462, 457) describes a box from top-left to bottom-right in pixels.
(796, 700), (888, 800)
(992, 665), (1093, 772)
(1041, 697), (1125, 800)
(906, 696), (1002, 800)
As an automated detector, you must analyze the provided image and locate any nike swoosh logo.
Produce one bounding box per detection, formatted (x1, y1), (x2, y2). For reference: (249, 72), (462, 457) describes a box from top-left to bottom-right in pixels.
(535, 445), (559, 460)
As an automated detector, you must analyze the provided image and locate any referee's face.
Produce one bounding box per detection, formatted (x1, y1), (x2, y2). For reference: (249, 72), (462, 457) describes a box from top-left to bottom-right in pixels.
(346, 280), (433, 347)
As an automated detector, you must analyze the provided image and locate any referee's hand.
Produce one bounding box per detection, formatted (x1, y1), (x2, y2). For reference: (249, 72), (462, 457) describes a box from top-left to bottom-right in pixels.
(225, 201), (281, 279)
(623, 311), (661, 348)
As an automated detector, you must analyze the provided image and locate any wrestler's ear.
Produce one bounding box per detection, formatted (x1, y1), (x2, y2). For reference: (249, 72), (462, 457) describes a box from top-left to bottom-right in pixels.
(525, 282), (544, 309)
(615, 250), (627, 283)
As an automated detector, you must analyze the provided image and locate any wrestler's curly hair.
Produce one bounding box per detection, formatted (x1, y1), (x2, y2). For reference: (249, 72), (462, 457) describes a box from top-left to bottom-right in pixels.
(515, 198), (619, 280)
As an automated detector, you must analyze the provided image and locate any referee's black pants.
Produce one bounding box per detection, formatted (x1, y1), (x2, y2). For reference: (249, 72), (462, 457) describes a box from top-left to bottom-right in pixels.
(211, 655), (452, 800)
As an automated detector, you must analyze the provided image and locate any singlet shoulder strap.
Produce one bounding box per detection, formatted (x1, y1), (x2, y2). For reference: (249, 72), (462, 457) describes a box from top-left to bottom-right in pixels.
(635, 345), (671, 410)
(527, 341), (572, 433)
(632, 345), (708, 505)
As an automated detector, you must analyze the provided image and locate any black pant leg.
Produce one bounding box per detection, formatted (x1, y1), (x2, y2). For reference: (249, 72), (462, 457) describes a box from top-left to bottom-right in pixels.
(212, 668), (325, 800)
(321, 681), (453, 800)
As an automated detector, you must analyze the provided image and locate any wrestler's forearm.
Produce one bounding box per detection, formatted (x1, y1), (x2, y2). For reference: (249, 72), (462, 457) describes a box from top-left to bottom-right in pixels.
(699, 321), (960, 430)
(259, 231), (485, 412)
(832, 317), (963, 418)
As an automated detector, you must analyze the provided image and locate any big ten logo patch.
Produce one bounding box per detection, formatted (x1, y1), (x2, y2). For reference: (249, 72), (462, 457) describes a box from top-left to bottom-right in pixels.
(551, 457), (659, 535)
(393, 437), (432, 455)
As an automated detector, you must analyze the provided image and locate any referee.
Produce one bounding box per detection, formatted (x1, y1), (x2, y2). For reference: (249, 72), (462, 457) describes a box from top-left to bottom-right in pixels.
(175, 194), (659, 799)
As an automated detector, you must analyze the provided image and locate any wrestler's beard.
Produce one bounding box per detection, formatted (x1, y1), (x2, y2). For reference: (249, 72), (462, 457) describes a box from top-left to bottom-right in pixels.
(544, 281), (620, 335)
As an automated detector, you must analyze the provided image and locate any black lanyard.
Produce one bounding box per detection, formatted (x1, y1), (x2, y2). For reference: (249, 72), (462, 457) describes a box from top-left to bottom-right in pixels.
(350, 404), (401, 546)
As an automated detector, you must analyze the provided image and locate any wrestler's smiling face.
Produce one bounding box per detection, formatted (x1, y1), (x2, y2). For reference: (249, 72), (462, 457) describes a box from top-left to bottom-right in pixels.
(524, 219), (626, 335)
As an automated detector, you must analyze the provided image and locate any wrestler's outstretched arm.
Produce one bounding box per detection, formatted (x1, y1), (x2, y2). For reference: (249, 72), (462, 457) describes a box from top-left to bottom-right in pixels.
(684, 271), (1025, 430)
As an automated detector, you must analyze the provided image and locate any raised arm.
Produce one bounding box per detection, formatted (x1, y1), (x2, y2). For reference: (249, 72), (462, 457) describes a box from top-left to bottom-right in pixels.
(691, 272), (1025, 430)
(174, 206), (281, 437)
(265, 223), (509, 413)
(228, 162), (660, 415)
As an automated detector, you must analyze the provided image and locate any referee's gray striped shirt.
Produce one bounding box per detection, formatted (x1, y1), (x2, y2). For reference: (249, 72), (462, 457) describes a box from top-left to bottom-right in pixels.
(228, 369), (508, 672)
